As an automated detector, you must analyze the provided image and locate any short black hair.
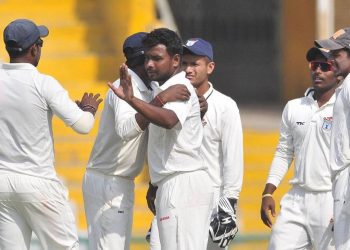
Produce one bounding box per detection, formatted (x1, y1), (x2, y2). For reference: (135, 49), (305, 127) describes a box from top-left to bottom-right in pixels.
(142, 28), (183, 56)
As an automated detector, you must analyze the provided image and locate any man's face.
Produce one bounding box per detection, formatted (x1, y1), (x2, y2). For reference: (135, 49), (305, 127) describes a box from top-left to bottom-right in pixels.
(330, 49), (350, 77)
(310, 56), (338, 92)
(182, 54), (214, 89)
(144, 44), (179, 83)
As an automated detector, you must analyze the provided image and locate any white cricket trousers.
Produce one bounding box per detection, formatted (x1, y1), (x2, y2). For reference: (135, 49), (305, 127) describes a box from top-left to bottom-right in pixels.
(332, 167), (350, 250)
(150, 186), (227, 250)
(155, 170), (213, 250)
(82, 170), (134, 250)
(268, 186), (334, 250)
(0, 174), (79, 250)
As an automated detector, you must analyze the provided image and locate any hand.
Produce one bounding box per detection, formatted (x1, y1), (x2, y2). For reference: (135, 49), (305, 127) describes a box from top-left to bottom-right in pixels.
(157, 84), (191, 105)
(209, 197), (238, 248)
(197, 95), (208, 119)
(260, 195), (275, 228)
(76, 93), (103, 116)
(107, 64), (134, 102)
(146, 182), (158, 215)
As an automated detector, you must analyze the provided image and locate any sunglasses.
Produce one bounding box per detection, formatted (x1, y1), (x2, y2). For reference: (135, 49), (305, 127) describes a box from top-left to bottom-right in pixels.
(35, 39), (43, 47)
(309, 61), (333, 72)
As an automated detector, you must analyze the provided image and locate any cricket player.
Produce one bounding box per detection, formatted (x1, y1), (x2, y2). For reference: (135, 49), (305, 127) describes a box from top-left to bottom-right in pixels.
(147, 38), (243, 250)
(83, 32), (191, 250)
(109, 28), (213, 250)
(315, 27), (350, 250)
(260, 47), (340, 249)
(0, 19), (102, 249)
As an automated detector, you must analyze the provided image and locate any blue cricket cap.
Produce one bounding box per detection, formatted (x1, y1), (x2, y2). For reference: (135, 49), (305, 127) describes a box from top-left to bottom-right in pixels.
(123, 32), (147, 60)
(4, 19), (49, 52)
(183, 38), (213, 61)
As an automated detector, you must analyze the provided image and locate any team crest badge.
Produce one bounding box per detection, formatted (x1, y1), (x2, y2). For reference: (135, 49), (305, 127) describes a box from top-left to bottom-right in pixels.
(322, 117), (332, 131)
(186, 39), (198, 46)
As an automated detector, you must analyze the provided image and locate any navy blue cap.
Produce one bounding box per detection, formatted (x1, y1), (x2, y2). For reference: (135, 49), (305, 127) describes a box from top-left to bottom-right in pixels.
(306, 47), (331, 61)
(4, 19), (49, 52)
(183, 38), (213, 61)
(123, 32), (147, 60)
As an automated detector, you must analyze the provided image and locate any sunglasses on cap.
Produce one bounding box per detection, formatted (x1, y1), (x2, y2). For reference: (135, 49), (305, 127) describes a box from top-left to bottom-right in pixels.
(309, 61), (333, 72)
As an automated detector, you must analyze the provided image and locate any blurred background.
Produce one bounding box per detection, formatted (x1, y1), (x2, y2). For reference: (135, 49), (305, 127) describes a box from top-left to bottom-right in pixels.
(0, 0), (348, 249)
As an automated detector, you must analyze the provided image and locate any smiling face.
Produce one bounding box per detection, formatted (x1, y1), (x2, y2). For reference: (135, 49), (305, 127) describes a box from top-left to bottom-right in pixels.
(144, 44), (180, 84)
(310, 55), (338, 93)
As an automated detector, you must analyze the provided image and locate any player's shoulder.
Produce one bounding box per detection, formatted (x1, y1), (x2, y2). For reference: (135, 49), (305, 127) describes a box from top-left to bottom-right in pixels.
(162, 71), (193, 91)
(286, 95), (310, 108)
(35, 71), (61, 89)
(283, 95), (312, 117)
(210, 88), (239, 110)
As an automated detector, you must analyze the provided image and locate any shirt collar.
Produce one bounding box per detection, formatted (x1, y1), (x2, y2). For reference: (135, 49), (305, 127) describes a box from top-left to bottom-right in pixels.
(159, 71), (186, 91)
(1, 62), (37, 71)
(304, 87), (337, 106)
(203, 82), (214, 100)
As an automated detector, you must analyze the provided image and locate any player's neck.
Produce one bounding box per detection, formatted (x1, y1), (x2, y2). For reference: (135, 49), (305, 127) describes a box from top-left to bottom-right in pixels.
(196, 81), (210, 96)
(314, 88), (335, 107)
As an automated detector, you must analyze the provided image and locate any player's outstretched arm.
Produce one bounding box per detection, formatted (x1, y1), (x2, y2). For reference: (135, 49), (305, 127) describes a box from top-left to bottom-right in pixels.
(108, 64), (185, 129)
(260, 183), (277, 228)
(134, 84), (191, 130)
(72, 92), (103, 134)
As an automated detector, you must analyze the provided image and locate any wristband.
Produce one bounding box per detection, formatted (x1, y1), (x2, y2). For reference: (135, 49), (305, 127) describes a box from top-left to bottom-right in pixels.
(155, 95), (165, 106)
(262, 193), (273, 199)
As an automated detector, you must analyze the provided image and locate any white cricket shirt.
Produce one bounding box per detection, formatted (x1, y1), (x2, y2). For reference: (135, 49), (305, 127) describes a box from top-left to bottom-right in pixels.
(0, 63), (84, 180)
(267, 88), (335, 191)
(201, 83), (243, 199)
(87, 69), (157, 178)
(148, 71), (206, 184)
(330, 74), (350, 175)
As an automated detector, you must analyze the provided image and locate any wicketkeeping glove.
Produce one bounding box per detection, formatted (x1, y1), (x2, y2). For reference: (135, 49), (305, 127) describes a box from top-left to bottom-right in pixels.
(209, 197), (238, 248)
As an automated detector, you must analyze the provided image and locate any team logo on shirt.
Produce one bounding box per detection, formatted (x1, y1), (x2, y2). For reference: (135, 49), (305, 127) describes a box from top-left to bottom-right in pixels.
(322, 117), (333, 131)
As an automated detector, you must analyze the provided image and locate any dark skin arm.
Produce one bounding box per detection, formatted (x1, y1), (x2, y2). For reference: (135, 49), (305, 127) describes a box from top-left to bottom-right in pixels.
(260, 183), (277, 228)
(108, 64), (187, 129)
(146, 182), (158, 215)
(197, 94), (208, 119)
(76, 93), (103, 116)
(134, 84), (190, 130)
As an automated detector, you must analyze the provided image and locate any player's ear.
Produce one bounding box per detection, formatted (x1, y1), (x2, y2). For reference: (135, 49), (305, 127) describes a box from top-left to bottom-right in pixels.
(30, 44), (38, 57)
(172, 54), (181, 68)
(207, 61), (215, 75)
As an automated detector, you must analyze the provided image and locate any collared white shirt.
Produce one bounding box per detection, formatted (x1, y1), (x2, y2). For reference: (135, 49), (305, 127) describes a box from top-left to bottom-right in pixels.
(148, 71), (206, 184)
(87, 69), (157, 178)
(0, 63), (84, 180)
(267, 88), (335, 191)
(201, 83), (243, 199)
(330, 74), (350, 175)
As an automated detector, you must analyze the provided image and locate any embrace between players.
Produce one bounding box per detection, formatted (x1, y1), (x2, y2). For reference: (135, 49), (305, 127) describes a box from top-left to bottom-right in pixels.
(0, 19), (243, 250)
